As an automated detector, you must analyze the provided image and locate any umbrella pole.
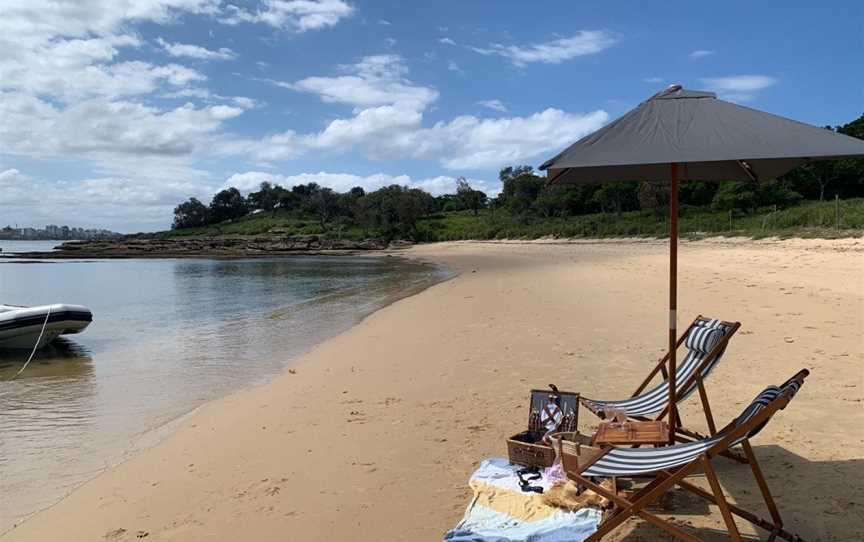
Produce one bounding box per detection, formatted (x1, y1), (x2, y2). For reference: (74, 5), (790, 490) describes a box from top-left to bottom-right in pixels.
(668, 163), (679, 444)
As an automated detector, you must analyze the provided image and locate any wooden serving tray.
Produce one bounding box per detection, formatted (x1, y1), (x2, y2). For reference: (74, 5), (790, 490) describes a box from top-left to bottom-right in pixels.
(594, 420), (671, 445)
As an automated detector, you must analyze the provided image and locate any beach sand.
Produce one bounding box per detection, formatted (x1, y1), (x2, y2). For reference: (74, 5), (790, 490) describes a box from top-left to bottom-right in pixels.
(3, 239), (862, 541)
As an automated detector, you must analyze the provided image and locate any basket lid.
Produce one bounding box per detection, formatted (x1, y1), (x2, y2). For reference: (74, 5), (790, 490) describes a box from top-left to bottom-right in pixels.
(528, 386), (579, 432)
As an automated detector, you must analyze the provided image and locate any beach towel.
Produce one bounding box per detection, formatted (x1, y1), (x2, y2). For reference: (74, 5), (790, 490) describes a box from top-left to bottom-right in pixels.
(444, 459), (601, 542)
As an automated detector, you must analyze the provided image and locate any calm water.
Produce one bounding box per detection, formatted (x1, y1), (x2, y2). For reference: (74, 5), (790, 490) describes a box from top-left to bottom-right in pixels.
(0, 240), (61, 253)
(0, 242), (449, 531)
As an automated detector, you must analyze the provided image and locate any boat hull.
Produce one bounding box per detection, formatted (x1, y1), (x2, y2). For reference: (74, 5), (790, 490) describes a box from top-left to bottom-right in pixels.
(0, 304), (92, 349)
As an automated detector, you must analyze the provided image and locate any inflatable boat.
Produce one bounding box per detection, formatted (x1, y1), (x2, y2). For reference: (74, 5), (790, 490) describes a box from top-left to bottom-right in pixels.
(0, 304), (92, 349)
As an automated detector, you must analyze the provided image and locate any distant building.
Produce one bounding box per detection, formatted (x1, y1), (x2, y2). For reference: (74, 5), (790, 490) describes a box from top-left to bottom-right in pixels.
(0, 224), (121, 241)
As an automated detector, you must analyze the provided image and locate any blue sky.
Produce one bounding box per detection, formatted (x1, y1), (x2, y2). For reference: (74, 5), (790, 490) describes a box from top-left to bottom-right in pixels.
(1, 0), (862, 232)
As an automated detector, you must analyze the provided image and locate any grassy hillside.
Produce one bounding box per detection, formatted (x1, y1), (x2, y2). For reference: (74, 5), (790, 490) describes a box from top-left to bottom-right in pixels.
(162, 198), (864, 241)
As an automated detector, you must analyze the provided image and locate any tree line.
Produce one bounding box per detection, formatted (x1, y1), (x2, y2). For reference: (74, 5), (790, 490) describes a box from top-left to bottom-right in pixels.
(173, 114), (863, 236)
(172, 177), (488, 236)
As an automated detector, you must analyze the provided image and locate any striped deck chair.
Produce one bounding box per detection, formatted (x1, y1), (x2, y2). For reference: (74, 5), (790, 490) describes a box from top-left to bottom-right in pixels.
(580, 316), (741, 450)
(568, 369), (809, 542)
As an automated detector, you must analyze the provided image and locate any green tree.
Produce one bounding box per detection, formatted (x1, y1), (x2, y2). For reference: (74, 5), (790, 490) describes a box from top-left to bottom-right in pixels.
(679, 181), (718, 207)
(209, 187), (247, 223)
(592, 182), (638, 214)
(499, 166), (545, 214)
(637, 182), (668, 213)
(309, 187), (340, 228)
(757, 181), (802, 208)
(247, 181), (281, 213)
(353, 185), (435, 239)
(172, 197), (209, 229)
(712, 182), (758, 212)
(456, 177), (487, 216)
(277, 190), (301, 212)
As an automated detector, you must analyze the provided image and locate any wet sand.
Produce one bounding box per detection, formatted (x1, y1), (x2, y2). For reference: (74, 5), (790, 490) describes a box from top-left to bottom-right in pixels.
(2, 238), (862, 541)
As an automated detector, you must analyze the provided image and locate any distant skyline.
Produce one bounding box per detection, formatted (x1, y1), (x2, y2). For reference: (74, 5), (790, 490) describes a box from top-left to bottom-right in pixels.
(1, 223), (120, 240)
(1, 1), (862, 232)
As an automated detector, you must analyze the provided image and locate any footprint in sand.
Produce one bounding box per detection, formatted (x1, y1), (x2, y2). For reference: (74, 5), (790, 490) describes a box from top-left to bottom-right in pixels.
(104, 528), (126, 540)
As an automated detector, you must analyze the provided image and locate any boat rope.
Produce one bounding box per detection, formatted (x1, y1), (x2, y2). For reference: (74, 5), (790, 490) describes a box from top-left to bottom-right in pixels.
(9, 305), (52, 380)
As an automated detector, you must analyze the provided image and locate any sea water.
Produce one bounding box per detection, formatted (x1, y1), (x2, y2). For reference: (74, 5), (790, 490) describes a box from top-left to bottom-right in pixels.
(0, 244), (450, 532)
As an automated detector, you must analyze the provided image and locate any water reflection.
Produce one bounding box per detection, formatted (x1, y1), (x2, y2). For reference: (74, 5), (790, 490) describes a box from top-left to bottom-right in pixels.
(0, 339), (93, 379)
(0, 340), (97, 528)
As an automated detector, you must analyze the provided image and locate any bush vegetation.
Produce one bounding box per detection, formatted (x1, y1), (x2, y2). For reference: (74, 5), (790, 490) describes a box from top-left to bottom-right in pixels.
(169, 115), (864, 241)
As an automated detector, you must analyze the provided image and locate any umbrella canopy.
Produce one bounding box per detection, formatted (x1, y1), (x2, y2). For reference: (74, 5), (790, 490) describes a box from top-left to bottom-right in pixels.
(540, 85), (864, 441)
(541, 86), (864, 184)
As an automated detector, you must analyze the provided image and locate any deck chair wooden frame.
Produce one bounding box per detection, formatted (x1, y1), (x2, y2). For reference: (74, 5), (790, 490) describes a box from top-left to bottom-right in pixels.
(569, 369), (809, 542)
(580, 315), (742, 460)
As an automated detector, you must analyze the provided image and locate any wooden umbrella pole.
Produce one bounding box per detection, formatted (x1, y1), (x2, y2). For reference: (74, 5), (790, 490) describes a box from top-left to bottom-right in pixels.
(668, 162), (679, 444)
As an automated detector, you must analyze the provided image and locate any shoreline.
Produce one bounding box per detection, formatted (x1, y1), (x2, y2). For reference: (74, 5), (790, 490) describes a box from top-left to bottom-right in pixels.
(4, 232), (862, 260)
(0, 253), (453, 535)
(3, 239), (862, 541)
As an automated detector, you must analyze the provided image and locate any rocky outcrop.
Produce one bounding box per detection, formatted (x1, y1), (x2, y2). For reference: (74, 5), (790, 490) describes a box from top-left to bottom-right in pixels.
(10, 235), (407, 258)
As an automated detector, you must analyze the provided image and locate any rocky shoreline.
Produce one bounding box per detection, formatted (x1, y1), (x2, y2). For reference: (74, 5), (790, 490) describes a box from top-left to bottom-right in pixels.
(4, 235), (409, 259)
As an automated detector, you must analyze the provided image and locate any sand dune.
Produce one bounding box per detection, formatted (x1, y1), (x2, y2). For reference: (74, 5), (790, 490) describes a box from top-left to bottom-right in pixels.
(3, 238), (862, 541)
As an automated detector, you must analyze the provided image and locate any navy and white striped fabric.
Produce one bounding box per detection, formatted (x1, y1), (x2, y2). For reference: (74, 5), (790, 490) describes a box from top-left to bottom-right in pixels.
(582, 377), (803, 477)
(582, 319), (729, 417)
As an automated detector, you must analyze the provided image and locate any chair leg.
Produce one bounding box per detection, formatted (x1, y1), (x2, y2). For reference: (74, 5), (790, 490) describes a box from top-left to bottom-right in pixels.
(701, 456), (742, 541)
(741, 440), (784, 528)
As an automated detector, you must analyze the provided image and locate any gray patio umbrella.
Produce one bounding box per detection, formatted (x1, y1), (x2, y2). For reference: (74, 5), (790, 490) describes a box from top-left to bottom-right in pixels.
(540, 85), (864, 440)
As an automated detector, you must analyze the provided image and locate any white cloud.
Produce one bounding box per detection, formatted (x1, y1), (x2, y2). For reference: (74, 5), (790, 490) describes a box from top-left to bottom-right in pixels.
(689, 49), (716, 59)
(0, 167), (216, 232)
(413, 109), (609, 169)
(221, 0), (354, 32)
(477, 99), (508, 113)
(0, 1), (612, 230)
(0, 1), (221, 43)
(223, 171), (500, 197)
(238, 55), (609, 170)
(472, 31), (617, 66)
(0, 35), (205, 102)
(438, 37), (456, 45)
(700, 75), (779, 101)
(378, 19), (391, 25)
(161, 88), (258, 108)
(447, 60), (463, 74)
(0, 0), (255, 196)
(643, 76), (663, 84)
(307, 104), (425, 155)
(157, 37), (236, 60)
(232, 106), (608, 171)
(282, 55), (439, 109)
(0, 92), (247, 161)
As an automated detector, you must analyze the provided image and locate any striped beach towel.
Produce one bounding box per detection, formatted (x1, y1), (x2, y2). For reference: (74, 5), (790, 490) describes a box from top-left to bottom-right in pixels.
(444, 459), (601, 542)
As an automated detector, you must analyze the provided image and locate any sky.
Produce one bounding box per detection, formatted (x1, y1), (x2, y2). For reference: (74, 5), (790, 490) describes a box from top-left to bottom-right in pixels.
(1, 0), (862, 232)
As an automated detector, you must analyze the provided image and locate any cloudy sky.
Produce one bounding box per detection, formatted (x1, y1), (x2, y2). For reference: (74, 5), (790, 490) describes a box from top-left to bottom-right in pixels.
(2, 0), (862, 232)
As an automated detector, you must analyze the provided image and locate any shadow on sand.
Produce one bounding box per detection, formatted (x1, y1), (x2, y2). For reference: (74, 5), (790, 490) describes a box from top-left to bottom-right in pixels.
(606, 444), (863, 541)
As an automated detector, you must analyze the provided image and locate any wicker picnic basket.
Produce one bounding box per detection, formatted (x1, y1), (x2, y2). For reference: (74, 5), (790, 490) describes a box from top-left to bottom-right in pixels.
(506, 387), (579, 468)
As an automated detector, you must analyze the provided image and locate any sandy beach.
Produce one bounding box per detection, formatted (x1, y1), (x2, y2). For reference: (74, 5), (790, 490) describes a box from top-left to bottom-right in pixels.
(3, 239), (862, 542)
